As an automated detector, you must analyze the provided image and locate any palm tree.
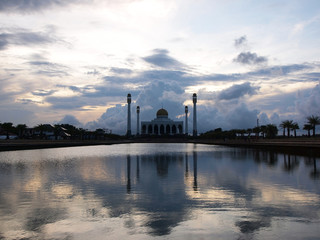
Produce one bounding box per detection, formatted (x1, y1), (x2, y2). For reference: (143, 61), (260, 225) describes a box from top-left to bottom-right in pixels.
(307, 115), (320, 137)
(279, 121), (285, 137)
(291, 122), (299, 138)
(280, 120), (293, 137)
(303, 124), (312, 137)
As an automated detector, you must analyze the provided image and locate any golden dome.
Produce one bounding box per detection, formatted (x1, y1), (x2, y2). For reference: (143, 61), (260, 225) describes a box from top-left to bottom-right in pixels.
(156, 108), (168, 117)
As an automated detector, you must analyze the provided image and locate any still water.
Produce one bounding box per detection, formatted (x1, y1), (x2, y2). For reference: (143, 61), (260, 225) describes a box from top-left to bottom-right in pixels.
(0, 143), (319, 240)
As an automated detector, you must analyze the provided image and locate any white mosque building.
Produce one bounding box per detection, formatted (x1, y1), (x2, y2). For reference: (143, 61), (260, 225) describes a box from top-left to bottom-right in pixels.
(141, 108), (183, 135)
(126, 93), (198, 137)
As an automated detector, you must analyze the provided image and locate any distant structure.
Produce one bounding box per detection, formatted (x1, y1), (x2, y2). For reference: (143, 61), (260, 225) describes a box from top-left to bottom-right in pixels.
(141, 108), (183, 135)
(136, 106), (140, 135)
(193, 93), (197, 137)
(185, 106), (188, 135)
(127, 93), (132, 137)
(125, 94), (199, 137)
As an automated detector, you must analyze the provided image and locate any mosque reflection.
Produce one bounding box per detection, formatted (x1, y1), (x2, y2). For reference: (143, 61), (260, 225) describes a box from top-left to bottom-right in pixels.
(122, 149), (319, 236)
(0, 145), (319, 239)
(124, 151), (199, 235)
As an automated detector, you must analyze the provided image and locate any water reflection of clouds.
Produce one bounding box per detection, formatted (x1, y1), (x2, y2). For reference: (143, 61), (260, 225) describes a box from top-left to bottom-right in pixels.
(0, 144), (319, 239)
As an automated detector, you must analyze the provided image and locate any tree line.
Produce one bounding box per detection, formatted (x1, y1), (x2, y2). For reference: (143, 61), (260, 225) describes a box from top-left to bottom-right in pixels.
(1, 115), (319, 140)
(280, 115), (320, 137)
(0, 123), (121, 140)
(201, 115), (320, 139)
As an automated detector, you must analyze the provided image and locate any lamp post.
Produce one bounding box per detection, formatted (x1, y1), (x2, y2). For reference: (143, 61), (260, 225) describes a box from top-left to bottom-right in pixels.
(127, 93), (131, 137)
(193, 93), (197, 137)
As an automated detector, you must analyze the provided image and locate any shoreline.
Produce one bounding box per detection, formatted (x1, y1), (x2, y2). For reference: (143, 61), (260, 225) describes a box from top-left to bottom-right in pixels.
(1, 138), (320, 157)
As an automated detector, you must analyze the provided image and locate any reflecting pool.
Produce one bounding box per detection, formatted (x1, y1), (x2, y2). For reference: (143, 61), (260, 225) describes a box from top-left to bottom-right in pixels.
(0, 143), (319, 239)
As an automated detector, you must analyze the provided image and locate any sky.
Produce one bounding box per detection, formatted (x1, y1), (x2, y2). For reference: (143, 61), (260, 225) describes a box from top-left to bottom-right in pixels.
(0, 0), (320, 135)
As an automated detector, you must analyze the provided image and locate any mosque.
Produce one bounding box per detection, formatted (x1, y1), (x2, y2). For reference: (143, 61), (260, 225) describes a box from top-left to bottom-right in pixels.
(126, 93), (198, 137)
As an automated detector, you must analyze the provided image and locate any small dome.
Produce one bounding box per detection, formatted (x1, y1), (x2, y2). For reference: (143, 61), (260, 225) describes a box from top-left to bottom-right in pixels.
(156, 108), (168, 117)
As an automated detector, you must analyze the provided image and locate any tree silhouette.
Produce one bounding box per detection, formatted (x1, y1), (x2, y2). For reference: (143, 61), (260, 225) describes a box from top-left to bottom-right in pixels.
(291, 122), (299, 138)
(260, 125), (267, 138)
(16, 124), (27, 139)
(35, 124), (47, 139)
(265, 124), (278, 138)
(279, 121), (286, 136)
(280, 120), (293, 137)
(307, 115), (320, 137)
(303, 124), (312, 137)
(1, 122), (14, 139)
(253, 126), (260, 138)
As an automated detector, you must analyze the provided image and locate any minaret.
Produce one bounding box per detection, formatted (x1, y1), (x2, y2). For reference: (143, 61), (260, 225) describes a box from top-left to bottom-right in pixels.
(185, 106), (188, 135)
(193, 93), (197, 137)
(127, 93), (131, 137)
(136, 106), (140, 136)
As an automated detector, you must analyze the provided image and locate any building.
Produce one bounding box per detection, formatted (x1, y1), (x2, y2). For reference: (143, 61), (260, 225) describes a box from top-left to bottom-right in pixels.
(141, 108), (184, 136)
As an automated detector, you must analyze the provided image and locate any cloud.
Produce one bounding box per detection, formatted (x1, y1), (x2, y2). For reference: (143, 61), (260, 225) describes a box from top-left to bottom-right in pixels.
(0, 28), (55, 50)
(44, 61), (319, 133)
(234, 52), (268, 65)
(28, 61), (69, 77)
(142, 49), (185, 69)
(86, 104), (127, 133)
(87, 69), (100, 75)
(45, 96), (88, 110)
(17, 98), (43, 104)
(57, 84), (139, 98)
(32, 89), (56, 96)
(218, 82), (260, 100)
(0, 0), (76, 13)
(234, 35), (247, 48)
(58, 115), (82, 127)
(110, 67), (132, 74)
(196, 102), (259, 132)
(0, 0), (141, 13)
(295, 84), (320, 118)
(86, 80), (188, 133)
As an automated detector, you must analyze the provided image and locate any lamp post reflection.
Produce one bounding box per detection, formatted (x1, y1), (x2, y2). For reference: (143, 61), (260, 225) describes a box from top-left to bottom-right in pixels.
(283, 154), (299, 172)
(193, 151), (198, 191)
(136, 155), (140, 181)
(310, 157), (320, 179)
(127, 155), (131, 193)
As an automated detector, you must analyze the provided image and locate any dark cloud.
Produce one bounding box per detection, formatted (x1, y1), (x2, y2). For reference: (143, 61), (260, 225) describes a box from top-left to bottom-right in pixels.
(0, 0), (140, 13)
(45, 96), (88, 110)
(0, 29), (55, 50)
(234, 51), (268, 65)
(110, 67), (132, 74)
(0, 0), (75, 13)
(32, 89), (56, 96)
(28, 61), (69, 77)
(56, 84), (139, 98)
(234, 35), (247, 47)
(248, 64), (312, 77)
(17, 98), (43, 104)
(86, 69), (100, 75)
(142, 49), (185, 69)
(103, 69), (196, 87)
(218, 82), (260, 100)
